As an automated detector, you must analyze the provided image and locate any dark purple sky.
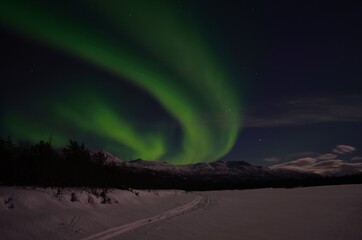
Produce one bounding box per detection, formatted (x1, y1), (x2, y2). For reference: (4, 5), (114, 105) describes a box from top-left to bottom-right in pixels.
(1, 0), (361, 165)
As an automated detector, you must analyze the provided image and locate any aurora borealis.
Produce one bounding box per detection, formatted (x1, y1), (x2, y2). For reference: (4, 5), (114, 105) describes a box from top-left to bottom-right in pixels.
(0, 0), (242, 164)
(1, 1), (361, 166)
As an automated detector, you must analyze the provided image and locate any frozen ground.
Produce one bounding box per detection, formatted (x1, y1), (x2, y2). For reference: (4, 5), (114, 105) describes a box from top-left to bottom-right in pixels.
(0, 188), (194, 240)
(1, 185), (362, 240)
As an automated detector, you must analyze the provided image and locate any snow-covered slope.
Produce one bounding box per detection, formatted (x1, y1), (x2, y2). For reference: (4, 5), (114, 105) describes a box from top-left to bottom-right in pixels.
(0, 187), (192, 240)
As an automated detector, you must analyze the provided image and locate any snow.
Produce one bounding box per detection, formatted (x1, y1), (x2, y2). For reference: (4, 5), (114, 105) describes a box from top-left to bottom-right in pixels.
(124, 185), (362, 240)
(1, 185), (362, 240)
(0, 187), (193, 240)
(82, 195), (204, 240)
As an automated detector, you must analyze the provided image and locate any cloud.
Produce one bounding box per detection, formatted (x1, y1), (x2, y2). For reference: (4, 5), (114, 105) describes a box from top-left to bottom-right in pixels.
(351, 156), (362, 162)
(271, 158), (362, 176)
(283, 152), (318, 161)
(244, 95), (362, 127)
(317, 153), (338, 160)
(270, 145), (362, 176)
(271, 157), (316, 170)
(263, 157), (280, 163)
(332, 145), (356, 154)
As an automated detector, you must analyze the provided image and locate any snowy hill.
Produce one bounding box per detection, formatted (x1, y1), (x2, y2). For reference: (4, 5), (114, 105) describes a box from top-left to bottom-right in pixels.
(104, 154), (317, 182)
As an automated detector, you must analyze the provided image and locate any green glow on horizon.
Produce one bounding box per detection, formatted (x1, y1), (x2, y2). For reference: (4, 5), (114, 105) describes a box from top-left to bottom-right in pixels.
(4, 114), (68, 146)
(0, 1), (243, 164)
(54, 91), (166, 160)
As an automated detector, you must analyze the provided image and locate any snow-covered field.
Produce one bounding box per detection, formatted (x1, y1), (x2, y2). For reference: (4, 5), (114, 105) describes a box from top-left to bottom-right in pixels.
(0, 188), (194, 240)
(1, 185), (362, 240)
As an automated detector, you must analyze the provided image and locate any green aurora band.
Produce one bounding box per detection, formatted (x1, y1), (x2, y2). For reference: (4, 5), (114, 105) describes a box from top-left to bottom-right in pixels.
(0, 0), (243, 164)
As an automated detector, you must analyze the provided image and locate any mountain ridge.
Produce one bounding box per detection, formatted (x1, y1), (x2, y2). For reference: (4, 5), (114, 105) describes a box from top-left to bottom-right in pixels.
(103, 152), (318, 181)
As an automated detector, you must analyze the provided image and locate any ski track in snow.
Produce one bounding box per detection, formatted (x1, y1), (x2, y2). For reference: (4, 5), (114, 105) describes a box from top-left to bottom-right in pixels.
(81, 195), (206, 240)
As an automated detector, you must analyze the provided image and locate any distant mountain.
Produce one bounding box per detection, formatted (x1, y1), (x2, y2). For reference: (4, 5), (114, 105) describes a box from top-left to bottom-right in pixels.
(2, 139), (361, 190)
(82, 151), (362, 190)
(104, 153), (318, 183)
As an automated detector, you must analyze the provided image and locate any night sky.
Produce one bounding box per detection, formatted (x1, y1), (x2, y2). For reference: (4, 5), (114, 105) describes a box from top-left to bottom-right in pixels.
(1, 1), (361, 165)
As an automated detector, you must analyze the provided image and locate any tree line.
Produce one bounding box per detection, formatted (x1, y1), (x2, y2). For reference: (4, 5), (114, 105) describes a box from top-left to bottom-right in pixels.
(0, 137), (162, 188)
(1, 137), (362, 190)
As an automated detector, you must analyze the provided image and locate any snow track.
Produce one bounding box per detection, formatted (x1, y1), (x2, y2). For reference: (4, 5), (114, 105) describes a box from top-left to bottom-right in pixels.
(82, 195), (205, 240)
